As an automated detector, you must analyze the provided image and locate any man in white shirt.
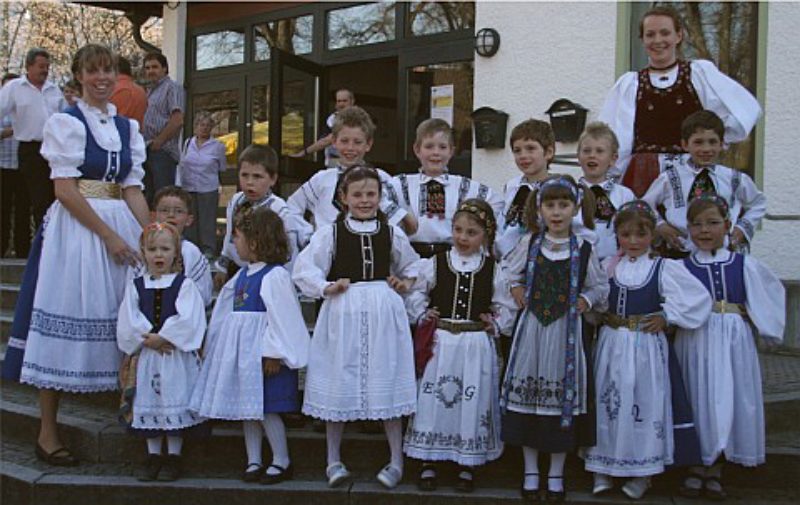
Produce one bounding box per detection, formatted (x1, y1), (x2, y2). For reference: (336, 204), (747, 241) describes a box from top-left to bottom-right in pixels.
(0, 48), (66, 230)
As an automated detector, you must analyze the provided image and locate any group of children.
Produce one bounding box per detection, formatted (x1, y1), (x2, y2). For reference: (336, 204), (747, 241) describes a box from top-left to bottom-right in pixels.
(117, 103), (785, 503)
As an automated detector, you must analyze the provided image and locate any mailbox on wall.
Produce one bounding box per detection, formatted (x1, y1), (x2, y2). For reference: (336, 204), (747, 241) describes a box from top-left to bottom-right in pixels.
(545, 99), (588, 143)
(471, 107), (509, 149)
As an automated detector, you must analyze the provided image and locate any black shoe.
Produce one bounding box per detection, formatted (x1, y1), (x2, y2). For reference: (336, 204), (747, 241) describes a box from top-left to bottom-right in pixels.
(261, 463), (293, 485)
(242, 463), (264, 483)
(158, 454), (182, 482)
(545, 476), (565, 503)
(417, 463), (437, 492)
(679, 470), (704, 498)
(521, 472), (539, 502)
(703, 476), (727, 501)
(35, 444), (79, 467)
(137, 454), (162, 482)
(455, 467), (474, 493)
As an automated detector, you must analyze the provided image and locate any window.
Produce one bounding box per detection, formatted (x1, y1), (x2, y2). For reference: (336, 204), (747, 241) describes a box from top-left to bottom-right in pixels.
(195, 29), (245, 70)
(407, 1), (474, 36)
(254, 15), (313, 61)
(327, 2), (396, 50)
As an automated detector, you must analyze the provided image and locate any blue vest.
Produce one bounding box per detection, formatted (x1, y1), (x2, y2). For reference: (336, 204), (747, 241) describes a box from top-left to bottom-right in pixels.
(133, 274), (185, 333)
(233, 264), (280, 312)
(64, 105), (132, 182)
(683, 253), (746, 303)
(608, 258), (664, 316)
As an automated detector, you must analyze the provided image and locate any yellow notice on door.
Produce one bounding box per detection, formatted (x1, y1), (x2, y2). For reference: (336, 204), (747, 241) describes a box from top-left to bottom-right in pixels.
(431, 84), (454, 126)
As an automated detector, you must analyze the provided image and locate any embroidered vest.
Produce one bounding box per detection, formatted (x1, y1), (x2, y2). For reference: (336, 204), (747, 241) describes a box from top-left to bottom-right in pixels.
(429, 252), (494, 322)
(134, 274), (185, 333)
(327, 220), (391, 283)
(529, 241), (592, 326)
(633, 61), (702, 154)
(64, 105), (132, 182)
(233, 264), (280, 312)
(608, 259), (664, 317)
(683, 253), (746, 303)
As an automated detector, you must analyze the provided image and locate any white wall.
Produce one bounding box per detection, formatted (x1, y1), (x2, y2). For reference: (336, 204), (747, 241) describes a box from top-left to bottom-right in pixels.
(472, 1), (619, 191)
(750, 2), (800, 281)
(161, 2), (187, 86)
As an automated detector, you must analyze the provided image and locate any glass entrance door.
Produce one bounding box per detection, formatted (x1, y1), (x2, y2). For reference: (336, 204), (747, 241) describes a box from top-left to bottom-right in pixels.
(269, 47), (326, 196)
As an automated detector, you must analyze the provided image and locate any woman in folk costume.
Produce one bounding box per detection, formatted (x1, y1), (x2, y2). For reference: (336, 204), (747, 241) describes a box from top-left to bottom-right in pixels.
(675, 196), (785, 500)
(501, 175), (608, 502)
(599, 5), (760, 197)
(583, 201), (711, 500)
(403, 199), (516, 493)
(2, 44), (149, 466)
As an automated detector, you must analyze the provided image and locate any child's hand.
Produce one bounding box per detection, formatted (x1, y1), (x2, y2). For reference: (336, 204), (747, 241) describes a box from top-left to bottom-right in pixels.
(143, 333), (175, 354)
(401, 213), (419, 235)
(262, 357), (282, 376)
(511, 285), (527, 309)
(480, 313), (497, 336)
(324, 278), (350, 296)
(730, 228), (746, 249)
(641, 314), (667, 334)
(388, 275), (413, 293)
(576, 297), (590, 314)
(656, 223), (686, 251)
(424, 307), (440, 323)
(213, 272), (228, 291)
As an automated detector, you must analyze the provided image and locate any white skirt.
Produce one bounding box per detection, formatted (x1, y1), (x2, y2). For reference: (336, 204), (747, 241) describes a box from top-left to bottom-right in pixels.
(190, 311), (268, 420)
(404, 328), (503, 466)
(502, 311), (588, 415)
(302, 281), (416, 421)
(583, 326), (674, 477)
(133, 348), (204, 430)
(675, 314), (764, 467)
(20, 199), (141, 393)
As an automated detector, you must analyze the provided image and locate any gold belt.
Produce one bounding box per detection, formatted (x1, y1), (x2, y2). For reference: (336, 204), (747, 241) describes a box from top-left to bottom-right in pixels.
(713, 300), (746, 315)
(436, 320), (486, 334)
(78, 179), (122, 199)
(604, 313), (653, 332)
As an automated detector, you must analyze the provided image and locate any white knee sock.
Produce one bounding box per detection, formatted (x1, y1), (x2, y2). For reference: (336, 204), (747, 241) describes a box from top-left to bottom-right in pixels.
(326, 422), (345, 466)
(146, 437), (162, 455)
(522, 446), (539, 490)
(243, 420), (264, 466)
(548, 452), (566, 491)
(166, 436), (183, 455)
(262, 414), (290, 474)
(383, 418), (404, 471)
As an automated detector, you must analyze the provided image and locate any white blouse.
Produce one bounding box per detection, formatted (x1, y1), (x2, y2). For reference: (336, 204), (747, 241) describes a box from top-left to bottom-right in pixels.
(599, 59), (762, 179)
(116, 273), (207, 355)
(41, 99), (146, 188)
(292, 216), (420, 300)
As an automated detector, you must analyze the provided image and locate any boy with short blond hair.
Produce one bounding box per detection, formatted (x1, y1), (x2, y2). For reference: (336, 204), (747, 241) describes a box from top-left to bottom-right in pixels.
(287, 106), (407, 232)
(152, 186), (214, 306)
(643, 110), (766, 256)
(388, 118), (504, 257)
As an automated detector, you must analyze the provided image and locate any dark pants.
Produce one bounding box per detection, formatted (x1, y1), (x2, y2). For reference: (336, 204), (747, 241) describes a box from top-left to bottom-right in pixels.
(18, 141), (55, 231)
(0, 168), (32, 257)
(185, 190), (219, 257)
(144, 147), (177, 208)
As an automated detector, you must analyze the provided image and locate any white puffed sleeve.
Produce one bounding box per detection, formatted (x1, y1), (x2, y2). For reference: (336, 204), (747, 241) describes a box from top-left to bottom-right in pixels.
(116, 279), (151, 355)
(580, 246), (610, 312)
(158, 278), (207, 352)
(500, 232), (533, 287)
(41, 113), (86, 179)
(743, 256), (786, 341)
(120, 118), (146, 189)
(261, 267), (310, 368)
(182, 242), (213, 307)
(405, 257), (436, 323)
(378, 168), (408, 226)
(390, 225), (421, 279)
(598, 71), (639, 177)
(492, 265), (518, 336)
(292, 224), (336, 299)
(691, 60), (762, 145)
(659, 259), (712, 329)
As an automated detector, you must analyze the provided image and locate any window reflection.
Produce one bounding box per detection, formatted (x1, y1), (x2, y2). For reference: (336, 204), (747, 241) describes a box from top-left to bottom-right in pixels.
(250, 84), (270, 146)
(327, 1), (396, 50)
(195, 29), (245, 70)
(254, 15), (313, 61)
(407, 1), (474, 36)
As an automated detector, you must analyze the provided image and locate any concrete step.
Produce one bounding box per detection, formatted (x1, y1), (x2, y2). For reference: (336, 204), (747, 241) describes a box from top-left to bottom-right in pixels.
(2, 436), (799, 505)
(0, 258), (26, 285)
(1, 308), (12, 342)
(1, 282), (20, 313)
